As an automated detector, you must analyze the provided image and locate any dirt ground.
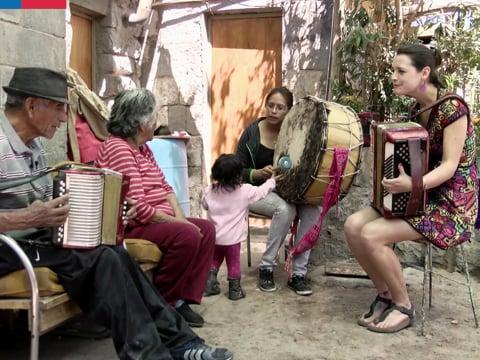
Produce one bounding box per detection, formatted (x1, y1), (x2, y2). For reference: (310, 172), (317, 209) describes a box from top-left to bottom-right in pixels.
(1, 229), (480, 360)
(195, 230), (480, 360)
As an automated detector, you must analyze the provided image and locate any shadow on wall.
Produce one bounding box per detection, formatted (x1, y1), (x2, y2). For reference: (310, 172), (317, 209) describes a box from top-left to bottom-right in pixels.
(283, 0), (333, 100)
(93, 0), (204, 216)
(210, 53), (277, 158)
(208, 0), (335, 159)
(138, 21), (204, 217)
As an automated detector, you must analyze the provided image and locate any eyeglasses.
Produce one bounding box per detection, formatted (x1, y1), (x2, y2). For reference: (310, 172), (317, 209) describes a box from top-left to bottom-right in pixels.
(266, 102), (288, 112)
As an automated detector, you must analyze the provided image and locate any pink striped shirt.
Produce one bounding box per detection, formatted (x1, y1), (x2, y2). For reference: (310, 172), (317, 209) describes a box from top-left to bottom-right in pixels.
(96, 136), (175, 224)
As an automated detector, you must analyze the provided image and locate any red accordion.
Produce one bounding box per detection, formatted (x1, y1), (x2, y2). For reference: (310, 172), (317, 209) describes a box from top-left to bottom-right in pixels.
(371, 122), (429, 218)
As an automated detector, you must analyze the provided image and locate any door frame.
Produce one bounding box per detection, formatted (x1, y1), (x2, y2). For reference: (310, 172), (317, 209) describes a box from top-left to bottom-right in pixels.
(206, 11), (283, 178)
(69, 10), (96, 91)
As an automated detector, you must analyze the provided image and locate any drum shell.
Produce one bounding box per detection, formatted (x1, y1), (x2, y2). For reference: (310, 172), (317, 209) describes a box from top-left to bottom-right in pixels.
(273, 96), (363, 205)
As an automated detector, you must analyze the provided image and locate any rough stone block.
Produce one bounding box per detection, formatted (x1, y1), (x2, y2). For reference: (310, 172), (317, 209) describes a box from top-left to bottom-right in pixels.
(0, 65), (14, 106)
(96, 29), (141, 59)
(187, 166), (204, 217)
(155, 76), (180, 105)
(167, 105), (187, 131)
(21, 10), (66, 38)
(186, 136), (204, 167)
(0, 22), (66, 69)
(283, 38), (330, 71)
(284, 69), (327, 99)
(154, 105), (169, 127)
(0, 10), (21, 23)
(154, 46), (174, 78)
(160, 11), (203, 46)
(164, 44), (205, 103)
(98, 74), (136, 98)
(97, 54), (134, 76)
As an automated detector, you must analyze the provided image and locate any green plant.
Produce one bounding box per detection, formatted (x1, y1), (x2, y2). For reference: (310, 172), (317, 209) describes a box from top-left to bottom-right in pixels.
(334, 0), (419, 120)
(432, 6), (480, 93)
(337, 94), (364, 113)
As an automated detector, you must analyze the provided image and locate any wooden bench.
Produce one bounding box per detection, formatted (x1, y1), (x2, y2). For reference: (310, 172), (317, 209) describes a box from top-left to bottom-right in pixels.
(0, 235), (161, 360)
(0, 262), (157, 336)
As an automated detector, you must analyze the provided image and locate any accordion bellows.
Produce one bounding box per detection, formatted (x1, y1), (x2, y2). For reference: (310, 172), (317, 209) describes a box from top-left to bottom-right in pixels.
(371, 122), (429, 218)
(52, 166), (129, 248)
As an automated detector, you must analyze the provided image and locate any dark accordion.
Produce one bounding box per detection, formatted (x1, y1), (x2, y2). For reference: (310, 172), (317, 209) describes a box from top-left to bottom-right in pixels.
(52, 166), (129, 248)
(371, 122), (429, 218)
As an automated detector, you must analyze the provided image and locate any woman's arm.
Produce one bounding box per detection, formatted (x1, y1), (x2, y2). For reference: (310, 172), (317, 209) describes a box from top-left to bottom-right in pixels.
(166, 193), (185, 219)
(246, 177), (276, 203)
(97, 142), (156, 223)
(423, 115), (467, 190)
(382, 115), (468, 193)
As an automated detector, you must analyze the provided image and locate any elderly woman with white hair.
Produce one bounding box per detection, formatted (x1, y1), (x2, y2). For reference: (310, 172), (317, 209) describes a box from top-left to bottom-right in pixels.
(96, 89), (215, 328)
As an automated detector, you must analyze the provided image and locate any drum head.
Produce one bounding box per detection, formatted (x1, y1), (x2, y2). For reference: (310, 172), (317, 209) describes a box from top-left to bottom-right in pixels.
(274, 96), (327, 203)
(274, 96), (363, 204)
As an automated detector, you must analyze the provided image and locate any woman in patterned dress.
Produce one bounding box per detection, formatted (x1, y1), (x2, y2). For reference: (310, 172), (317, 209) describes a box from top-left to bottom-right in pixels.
(344, 43), (478, 333)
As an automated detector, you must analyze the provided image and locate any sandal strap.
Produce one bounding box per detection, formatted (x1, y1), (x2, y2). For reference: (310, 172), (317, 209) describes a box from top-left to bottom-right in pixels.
(376, 303), (415, 323)
(364, 295), (392, 318)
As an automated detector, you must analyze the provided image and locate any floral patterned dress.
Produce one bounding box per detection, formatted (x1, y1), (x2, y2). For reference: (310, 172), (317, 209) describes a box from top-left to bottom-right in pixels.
(405, 95), (478, 249)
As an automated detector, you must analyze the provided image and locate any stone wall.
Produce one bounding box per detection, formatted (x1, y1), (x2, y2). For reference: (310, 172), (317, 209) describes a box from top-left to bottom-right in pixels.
(147, 0), (334, 216)
(93, 0), (334, 216)
(0, 9), (67, 165)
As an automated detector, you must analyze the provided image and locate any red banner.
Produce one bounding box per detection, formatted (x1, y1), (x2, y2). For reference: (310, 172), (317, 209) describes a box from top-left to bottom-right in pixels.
(22, 0), (67, 9)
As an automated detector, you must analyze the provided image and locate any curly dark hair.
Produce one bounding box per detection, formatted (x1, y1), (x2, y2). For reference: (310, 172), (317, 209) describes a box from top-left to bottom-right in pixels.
(211, 154), (243, 192)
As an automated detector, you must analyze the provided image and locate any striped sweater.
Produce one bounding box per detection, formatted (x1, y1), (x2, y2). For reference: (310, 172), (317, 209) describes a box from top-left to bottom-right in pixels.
(0, 112), (52, 241)
(96, 136), (175, 224)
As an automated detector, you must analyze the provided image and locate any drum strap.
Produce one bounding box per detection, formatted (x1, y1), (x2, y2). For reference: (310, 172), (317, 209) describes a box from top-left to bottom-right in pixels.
(285, 147), (349, 277)
(404, 138), (424, 217)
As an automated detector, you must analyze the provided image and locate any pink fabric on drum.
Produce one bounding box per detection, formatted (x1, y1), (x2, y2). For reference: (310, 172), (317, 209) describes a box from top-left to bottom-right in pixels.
(285, 148), (349, 277)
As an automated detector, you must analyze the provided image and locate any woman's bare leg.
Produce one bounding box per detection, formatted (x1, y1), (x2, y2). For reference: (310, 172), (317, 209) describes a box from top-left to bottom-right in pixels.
(344, 208), (391, 323)
(344, 208), (389, 294)
(357, 216), (422, 330)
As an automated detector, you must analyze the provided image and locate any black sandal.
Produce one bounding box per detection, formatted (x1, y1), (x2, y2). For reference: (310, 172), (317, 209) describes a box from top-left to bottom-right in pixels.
(367, 304), (415, 333)
(357, 295), (392, 327)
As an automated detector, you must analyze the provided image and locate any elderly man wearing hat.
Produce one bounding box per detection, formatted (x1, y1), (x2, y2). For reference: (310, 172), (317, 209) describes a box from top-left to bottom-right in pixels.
(0, 67), (233, 360)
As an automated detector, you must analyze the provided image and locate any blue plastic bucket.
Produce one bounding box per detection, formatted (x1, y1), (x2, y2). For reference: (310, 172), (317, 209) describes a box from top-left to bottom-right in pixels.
(147, 137), (190, 216)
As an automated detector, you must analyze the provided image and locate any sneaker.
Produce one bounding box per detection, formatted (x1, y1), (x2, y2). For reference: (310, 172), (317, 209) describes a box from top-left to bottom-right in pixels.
(258, 268), (276, 292)
(287, 275), (313, 296)
(172, 341), (234, 360)
(176, 303), (204, 327)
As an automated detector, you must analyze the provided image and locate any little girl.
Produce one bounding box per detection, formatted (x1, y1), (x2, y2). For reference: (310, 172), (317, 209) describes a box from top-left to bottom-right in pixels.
(202, 154), (276, 300)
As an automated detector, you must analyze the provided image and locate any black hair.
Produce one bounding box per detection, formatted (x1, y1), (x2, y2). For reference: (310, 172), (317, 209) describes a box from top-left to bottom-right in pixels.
(396, 43), (443, 89)
(265, 86), (294, 109)
(211, 154), (243, 192)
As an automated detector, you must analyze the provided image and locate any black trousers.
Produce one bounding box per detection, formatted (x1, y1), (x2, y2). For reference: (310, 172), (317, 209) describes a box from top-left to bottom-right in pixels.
(0, 244), (198, 360)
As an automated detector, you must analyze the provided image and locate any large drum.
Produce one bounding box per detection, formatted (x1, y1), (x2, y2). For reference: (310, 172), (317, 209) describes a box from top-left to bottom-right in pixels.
(274, 96), (363, 205)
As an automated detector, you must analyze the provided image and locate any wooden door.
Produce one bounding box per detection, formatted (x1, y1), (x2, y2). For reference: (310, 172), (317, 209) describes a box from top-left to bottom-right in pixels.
(69, 14), (93, 89)
(210, 14), (282, 162)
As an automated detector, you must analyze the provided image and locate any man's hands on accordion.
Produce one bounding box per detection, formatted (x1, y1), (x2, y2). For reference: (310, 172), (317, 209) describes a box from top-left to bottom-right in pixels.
(27, 194), (70, 227)
(381, 163), (412, 194)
